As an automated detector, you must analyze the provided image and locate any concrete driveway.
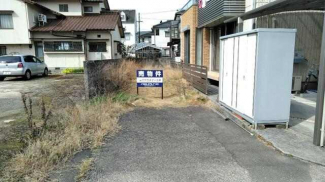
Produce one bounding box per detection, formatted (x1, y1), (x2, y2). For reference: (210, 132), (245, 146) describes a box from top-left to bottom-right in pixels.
(86, 107), (325, 182)
(0, 76), (62, 120)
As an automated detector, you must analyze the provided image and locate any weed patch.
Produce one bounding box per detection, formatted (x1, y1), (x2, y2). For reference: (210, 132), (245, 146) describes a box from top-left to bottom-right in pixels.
(75, 158), (93, 181)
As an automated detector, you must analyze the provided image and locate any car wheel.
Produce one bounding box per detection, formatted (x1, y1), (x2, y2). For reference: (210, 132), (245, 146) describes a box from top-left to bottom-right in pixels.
(24, 70), (32, 80)
(43, 68), (49, 77)
(0, 77), (5, 81)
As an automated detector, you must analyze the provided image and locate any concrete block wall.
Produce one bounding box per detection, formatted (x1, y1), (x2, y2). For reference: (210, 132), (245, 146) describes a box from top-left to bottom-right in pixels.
(180, 5), (198, 64)
(84, 59), (120, 99)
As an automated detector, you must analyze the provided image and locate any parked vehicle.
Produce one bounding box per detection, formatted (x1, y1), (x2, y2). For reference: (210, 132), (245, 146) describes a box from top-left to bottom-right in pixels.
(0, 55), (48, 81)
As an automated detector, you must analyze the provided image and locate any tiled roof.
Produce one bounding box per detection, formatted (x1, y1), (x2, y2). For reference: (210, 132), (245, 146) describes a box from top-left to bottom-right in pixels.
(31, 14), (120, 32)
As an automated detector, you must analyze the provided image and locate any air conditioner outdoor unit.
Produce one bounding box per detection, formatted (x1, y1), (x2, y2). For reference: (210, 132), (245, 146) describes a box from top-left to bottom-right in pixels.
(95, 52), (103, 60)
(38, 14), (47, 26)
(292, 76), (302, 92)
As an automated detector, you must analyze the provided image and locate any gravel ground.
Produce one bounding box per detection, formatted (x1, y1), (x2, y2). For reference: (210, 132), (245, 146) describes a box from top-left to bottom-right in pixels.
(0, 75), (84, 119)
(82, 107), (325, 182)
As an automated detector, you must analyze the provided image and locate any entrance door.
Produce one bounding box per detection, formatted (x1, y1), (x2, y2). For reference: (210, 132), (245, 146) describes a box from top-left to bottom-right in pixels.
(184, 31), (190, 64)
(35, 42), (44, 61)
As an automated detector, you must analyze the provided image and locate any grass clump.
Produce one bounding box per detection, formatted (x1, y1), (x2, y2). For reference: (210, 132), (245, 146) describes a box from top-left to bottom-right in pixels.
(75, 158), (94, 181)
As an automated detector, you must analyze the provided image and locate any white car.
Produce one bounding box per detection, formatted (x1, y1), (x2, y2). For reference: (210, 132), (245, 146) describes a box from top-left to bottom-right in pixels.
(0, 55), (48, 81)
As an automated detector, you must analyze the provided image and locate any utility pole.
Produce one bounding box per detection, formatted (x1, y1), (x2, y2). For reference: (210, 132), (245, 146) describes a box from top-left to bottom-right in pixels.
(314, 2), (325, 146)
(137, 13), (143, 43)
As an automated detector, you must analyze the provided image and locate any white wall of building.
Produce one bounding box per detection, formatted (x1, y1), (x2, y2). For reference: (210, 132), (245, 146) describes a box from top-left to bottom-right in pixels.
(45, 53), (85, 68)
(37, 1), (82, 16)
(143, 37), (151, 43)
(243, 0), (254, 31)
(243, 0), (277, 31)
(122, 23), (136, 46)
(152, 28), (170, 48)
(0, 0), (31, 44)
(111, 25), (122, 59)
(86, 32), (111, 60)
(83, 2), (101, 14)
(6, 44), (35, 55)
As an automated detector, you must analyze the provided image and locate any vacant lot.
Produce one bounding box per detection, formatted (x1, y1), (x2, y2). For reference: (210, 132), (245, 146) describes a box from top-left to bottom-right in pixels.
(0, 75), (85, 173)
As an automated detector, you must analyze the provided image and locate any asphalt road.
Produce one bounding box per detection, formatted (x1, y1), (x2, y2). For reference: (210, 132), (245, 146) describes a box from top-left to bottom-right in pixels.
(86, 107), (325, 182)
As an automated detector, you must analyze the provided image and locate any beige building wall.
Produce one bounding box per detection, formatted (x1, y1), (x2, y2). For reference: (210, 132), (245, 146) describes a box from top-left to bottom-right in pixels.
(202, 28), (210, 69)
(180, 5), (198, 64)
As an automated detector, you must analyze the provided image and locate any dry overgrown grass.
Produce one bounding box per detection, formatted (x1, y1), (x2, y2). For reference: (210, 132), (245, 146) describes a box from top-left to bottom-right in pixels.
(2, 59), (211, 181)
(105, 60), (212, 108)
(2, 96), (127, 181)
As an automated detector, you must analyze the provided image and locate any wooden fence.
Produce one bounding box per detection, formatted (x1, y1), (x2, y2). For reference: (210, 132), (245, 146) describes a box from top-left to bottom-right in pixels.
(169, 61), (208, 94)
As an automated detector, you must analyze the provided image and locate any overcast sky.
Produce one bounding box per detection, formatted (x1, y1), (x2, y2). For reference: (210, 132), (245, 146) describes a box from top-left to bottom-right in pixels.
(109, 0), (189, 31)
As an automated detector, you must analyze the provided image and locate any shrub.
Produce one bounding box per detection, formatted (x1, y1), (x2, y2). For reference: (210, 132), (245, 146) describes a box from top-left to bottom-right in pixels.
(62, 68), (84, 74)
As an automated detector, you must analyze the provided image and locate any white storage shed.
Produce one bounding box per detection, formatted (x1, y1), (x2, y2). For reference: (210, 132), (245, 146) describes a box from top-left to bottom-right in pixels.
(219, 29), (297, 128)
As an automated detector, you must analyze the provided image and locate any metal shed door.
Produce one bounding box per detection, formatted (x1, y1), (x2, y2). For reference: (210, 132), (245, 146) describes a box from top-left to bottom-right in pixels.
(221, 38), (235, 106)
(237, 34), (257, 118)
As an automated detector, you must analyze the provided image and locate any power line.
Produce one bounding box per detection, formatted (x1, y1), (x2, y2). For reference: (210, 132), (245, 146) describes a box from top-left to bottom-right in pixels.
(141, 10), (178, 15)
(141, 18), (171, 20)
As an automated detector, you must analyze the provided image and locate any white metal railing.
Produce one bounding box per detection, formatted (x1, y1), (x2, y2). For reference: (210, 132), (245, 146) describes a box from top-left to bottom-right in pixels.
(179, 0), (198, 12)
(256, 0), (277, 8)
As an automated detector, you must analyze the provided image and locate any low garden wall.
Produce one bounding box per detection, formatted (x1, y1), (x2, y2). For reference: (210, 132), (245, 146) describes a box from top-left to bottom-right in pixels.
(84, 59), (120, 99)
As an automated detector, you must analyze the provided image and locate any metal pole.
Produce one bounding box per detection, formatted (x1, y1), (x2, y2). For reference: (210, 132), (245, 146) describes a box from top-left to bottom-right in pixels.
(314, 9), (325, 146)
(138, 13), (141, 43)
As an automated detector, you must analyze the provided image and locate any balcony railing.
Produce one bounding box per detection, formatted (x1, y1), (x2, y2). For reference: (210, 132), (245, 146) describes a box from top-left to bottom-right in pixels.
(179, 0), (198, 12)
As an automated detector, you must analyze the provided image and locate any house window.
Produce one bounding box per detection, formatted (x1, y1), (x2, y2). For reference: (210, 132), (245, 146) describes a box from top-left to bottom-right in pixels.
(165, 31), (170, 37)
(89, 42), (107, 52)
(0, 14), (13, 29)
(84, 6), (93, 13)
(155, 29), (159, 36)
(44, 41), (83, 52)
(0, 46), (6, 56)
(125, 33), (131, 40)
(59, 4), (69, 12)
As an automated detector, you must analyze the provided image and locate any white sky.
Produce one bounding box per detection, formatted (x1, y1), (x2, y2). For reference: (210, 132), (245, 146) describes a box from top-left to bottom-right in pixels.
(109, 0), (189, 31)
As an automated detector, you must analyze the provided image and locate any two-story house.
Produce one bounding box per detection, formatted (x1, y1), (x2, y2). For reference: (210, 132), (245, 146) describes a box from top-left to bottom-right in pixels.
(115, 10), (137, 48)
(197, 0), (245, 81)
(0, 0), (124, 71)
(136, 31), (153, 44)
(152, 20), (174, 57)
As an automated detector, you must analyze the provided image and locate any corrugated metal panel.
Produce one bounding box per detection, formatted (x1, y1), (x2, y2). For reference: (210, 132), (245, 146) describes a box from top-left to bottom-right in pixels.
(257, 11), (324, 81)
(198, 0), (245, 28)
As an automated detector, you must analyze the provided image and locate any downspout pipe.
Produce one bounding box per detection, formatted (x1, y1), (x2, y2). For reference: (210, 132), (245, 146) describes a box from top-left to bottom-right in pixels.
(109, 31), (113, 59)
(321, 95), (325, 146)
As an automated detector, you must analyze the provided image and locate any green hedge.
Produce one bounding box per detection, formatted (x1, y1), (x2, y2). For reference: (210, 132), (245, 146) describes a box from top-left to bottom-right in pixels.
(62, 68), (84, 74)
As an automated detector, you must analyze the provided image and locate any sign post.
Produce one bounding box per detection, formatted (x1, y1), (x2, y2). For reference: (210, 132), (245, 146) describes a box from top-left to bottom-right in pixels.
(137, 70), (164, 99)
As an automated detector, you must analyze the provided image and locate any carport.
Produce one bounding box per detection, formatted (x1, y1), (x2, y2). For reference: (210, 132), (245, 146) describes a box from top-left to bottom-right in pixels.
(227, 0), (325, 146)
